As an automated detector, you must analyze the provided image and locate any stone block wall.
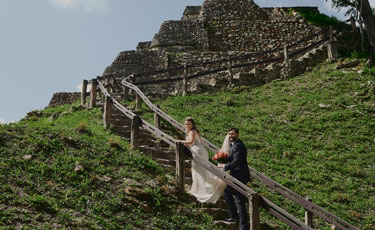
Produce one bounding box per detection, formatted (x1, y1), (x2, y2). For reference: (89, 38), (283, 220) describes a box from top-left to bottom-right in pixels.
(48, 92), (81, 107)
(182, 6), (201, 21)
(198, 0), (269, 22)
(137, 41), (151, 52)
(150, 20), (209, 51)
(149, 0), (322, 53)
(102, 50), (168, 80)
(205, 19), (321, 52)
(99, 0), (333, 98)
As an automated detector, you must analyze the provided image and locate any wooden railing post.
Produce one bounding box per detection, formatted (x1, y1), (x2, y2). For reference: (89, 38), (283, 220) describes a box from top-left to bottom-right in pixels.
(129, 74), (135, 95)
(227, 58), (233, 83)
(81, 80), (88, 107)
(89, 79), (98, 109)
(154, 104), (161, 129)
(305, 198), (313, 228)
(249, 193), (261, 230)
(328, 26), (338, 61)
(183, 64), (188, 97)
(136, 93), (142, 110)
(103, 96), (112, 130)
(122, 85), (129, 101)
(284, 45), (290, 67)
(175, 142), (185, 193)
(131, 116), (141, 150)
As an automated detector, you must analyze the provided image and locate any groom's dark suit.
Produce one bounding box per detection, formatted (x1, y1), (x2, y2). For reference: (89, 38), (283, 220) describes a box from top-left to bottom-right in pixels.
(223, 139), (250, 230)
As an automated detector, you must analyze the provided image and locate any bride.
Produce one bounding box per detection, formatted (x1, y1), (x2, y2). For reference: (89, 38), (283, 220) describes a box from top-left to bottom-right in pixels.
(177, 117), (227, 203)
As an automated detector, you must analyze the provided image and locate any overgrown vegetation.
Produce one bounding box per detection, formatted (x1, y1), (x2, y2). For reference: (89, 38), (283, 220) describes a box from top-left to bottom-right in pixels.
(140, 55), (375, 229)
(290, 7), (341, 27)
(0, 102), (219, 229)
(1, 42), (375, 229)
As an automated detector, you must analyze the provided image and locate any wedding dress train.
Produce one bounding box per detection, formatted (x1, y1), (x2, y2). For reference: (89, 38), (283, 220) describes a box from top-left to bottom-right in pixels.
(188, 134), (229, 203)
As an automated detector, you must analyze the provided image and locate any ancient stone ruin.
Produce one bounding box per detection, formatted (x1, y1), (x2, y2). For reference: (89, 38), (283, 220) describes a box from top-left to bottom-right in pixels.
(50, 0), (339, 105)
(101, 0), (331, 97)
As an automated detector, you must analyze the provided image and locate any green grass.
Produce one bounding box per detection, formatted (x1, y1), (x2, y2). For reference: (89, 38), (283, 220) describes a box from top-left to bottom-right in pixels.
(139, 58), (375, 229)
(0, 102), (220, 229)
(1, 54), (375, 229)
(290, 7), (342, 27)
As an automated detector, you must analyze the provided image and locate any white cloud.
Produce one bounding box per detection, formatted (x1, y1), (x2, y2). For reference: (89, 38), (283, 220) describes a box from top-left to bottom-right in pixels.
(76, 82), (92, 92)
(49, 0), (110, 14)
(0, 117), (6, 124)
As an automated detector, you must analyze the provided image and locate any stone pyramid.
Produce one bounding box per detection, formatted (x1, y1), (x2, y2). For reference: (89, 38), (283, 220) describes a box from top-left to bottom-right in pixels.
(199, 0), (268, 21)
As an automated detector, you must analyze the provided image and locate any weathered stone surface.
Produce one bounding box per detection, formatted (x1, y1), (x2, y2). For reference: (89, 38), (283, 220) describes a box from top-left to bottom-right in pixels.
(136, 41), (151, 51)
(182, 6), (201, 21)
(150, 20), (208, 51)
(96, 0), (335, 98)
(199, 0), (268, 22)
(48, 92), (80, 107)
(102, 50), (168, 80)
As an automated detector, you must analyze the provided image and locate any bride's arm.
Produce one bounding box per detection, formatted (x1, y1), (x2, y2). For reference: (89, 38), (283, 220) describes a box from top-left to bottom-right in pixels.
(177, 131), (195, 146)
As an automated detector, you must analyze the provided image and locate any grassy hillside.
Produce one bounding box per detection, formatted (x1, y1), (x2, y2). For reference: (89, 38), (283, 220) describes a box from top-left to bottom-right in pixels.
(140, 58), (375, 229)
(1, 57), (374, 229)
(0, 103), (219, 229)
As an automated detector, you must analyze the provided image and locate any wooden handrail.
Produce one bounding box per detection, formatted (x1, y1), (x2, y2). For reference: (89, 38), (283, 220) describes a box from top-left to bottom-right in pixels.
(98, 79), (257, 198)
(250, 167), (358, 230)
(98, 77), (317, 230)
(94, 28), (357, 229)
(131, 30), (342, 86)
(119, 78), (358, 230)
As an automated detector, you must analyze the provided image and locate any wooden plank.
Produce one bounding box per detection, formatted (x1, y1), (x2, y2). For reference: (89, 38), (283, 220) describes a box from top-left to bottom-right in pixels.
(154, 104), (161, 129)
(183, 64), (187, 96)
(305, 198), (313, 228)
(131, 116), (141, 150)
(89, 79), (97, 109)
(249, 193), (261, 230)
(136, 94), (142, 110)
(176, 142), (185, 193)
(284, 45), (290, 67)
(260, 197), (314, 230)
(250, 167), (358, 230)
(119, 58), (358, 229)
(122, 86), (129, 101)
(81, 80), (88, 106)
(103, 96), (112, 130)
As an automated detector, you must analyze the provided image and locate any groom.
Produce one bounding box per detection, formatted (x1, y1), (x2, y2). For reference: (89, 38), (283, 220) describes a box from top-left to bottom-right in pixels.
(218, 127), (251, 230)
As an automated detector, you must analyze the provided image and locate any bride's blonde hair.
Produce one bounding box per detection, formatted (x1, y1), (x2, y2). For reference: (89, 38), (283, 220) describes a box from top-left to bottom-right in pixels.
(185, 117), (201, 137)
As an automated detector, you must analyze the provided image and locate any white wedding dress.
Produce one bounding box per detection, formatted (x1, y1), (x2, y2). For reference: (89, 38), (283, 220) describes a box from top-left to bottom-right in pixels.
(188, 133), (229, 203)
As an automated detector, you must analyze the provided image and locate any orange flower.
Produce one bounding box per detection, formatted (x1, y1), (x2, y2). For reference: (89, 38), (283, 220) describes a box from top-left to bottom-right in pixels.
(212, 149), (228, 163)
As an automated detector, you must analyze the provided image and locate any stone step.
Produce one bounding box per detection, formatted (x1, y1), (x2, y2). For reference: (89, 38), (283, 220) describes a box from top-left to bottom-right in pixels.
(111, 113), (130, 120)
(153, 157), (191, 168)
(139, 146), (176, 160)
(148, 139), (171, 148)
(160, 163), (191, 177)
(110, 120), (131, 127)
(201, 198), (228, 210)
(202, 207), (230, 220)
(213, 220), (238, 230)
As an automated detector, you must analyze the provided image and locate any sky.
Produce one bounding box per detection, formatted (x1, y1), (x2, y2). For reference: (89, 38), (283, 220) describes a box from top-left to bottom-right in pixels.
(0, 0), (361, 124)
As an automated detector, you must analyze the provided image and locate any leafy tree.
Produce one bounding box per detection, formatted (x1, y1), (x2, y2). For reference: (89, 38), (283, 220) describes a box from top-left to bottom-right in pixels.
(327, 0), (375, 53)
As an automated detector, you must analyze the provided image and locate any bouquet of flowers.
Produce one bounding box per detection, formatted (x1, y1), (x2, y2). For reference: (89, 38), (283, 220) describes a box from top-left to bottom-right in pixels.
(212, 149), (229, 164)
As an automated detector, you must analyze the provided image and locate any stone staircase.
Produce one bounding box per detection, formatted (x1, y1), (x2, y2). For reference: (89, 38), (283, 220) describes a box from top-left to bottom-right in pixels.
(92, 42), (331, 228)
(95, 90), (239, 229)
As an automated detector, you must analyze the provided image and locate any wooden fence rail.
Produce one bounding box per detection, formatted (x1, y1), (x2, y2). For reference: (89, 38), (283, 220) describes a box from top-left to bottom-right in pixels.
(88, 75), (348, 230)
(115, 79), (322, 230)
(84, 29), (357, 229)
(118, 78), (358, 230)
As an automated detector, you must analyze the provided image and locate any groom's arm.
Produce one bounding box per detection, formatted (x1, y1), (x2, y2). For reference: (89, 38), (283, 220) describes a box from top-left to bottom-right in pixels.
(223, 144), (243, 171)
